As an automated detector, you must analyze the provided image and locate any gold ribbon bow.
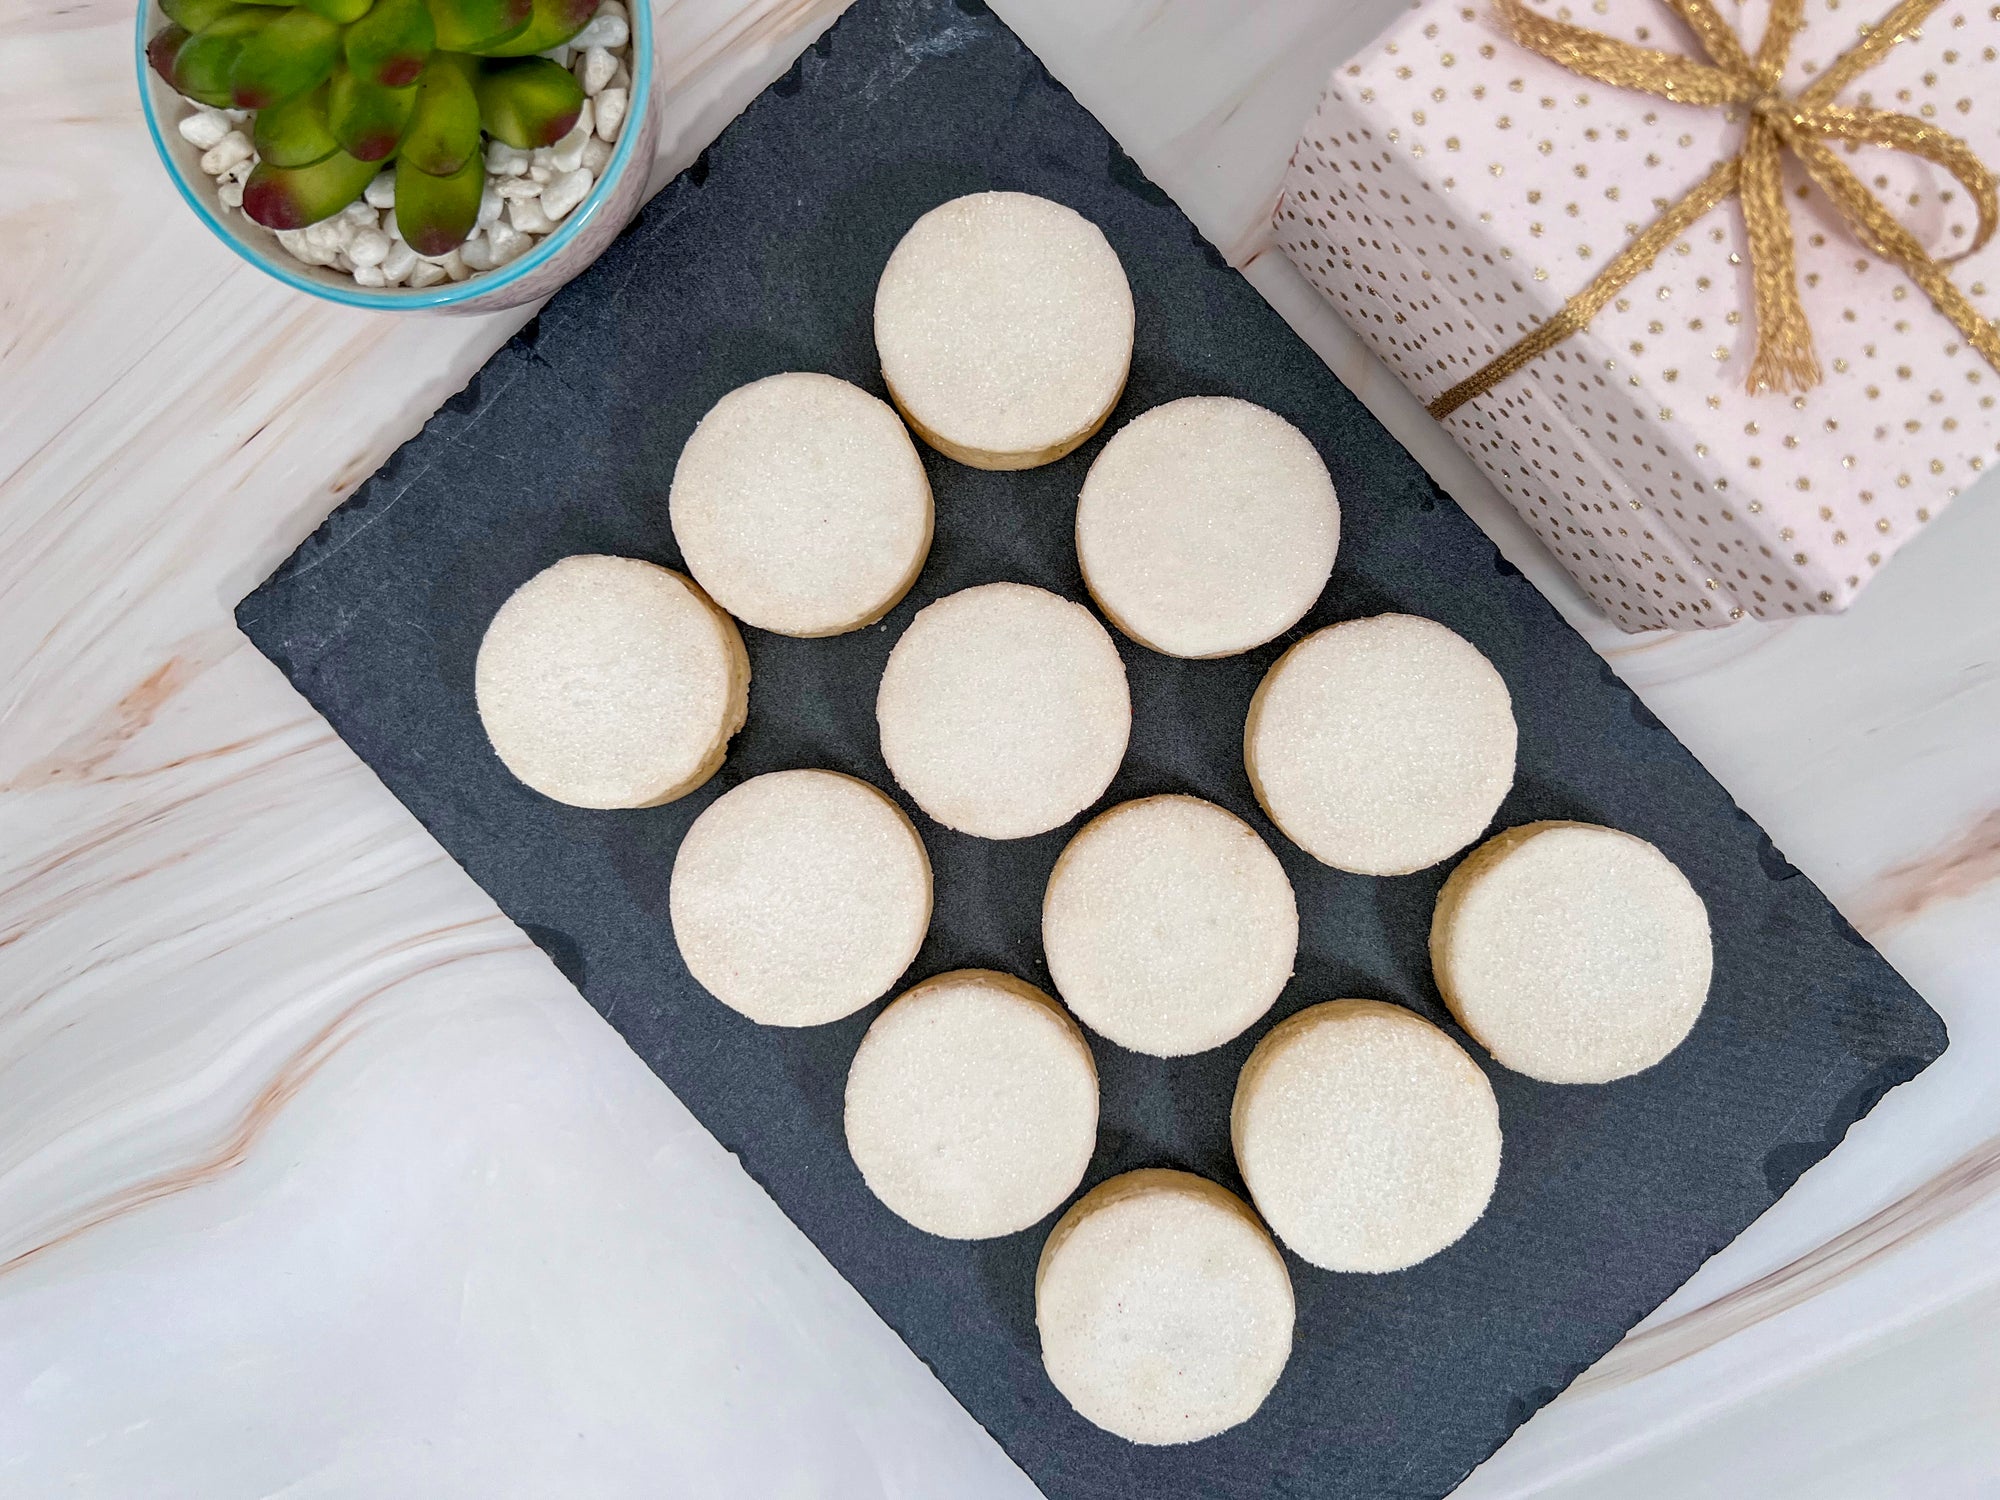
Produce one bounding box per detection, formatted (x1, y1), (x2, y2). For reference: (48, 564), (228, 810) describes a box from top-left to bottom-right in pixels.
(1428, 0), (2000, 419)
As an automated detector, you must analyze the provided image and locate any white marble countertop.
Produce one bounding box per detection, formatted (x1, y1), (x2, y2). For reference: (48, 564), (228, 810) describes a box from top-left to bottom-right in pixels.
(4, 0), (1997, 1494)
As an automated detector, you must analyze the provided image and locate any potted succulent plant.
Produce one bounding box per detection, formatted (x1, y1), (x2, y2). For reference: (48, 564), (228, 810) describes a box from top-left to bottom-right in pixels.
(138, 0), (657, 309)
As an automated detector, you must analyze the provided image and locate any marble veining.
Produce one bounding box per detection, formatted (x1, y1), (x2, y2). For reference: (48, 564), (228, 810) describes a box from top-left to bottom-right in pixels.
(4, 0), (1998, 1494)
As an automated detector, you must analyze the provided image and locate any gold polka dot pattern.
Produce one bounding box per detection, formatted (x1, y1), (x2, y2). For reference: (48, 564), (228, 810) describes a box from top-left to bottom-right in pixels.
(1274, 0), (2000, 629)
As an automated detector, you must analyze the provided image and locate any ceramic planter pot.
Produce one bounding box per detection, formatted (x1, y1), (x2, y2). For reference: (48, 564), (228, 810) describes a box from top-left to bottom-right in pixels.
(135, 0), (661, 312)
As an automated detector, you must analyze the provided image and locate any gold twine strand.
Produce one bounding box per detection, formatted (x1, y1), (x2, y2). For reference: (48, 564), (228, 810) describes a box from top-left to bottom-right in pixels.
(1426, 0), (2000, 419)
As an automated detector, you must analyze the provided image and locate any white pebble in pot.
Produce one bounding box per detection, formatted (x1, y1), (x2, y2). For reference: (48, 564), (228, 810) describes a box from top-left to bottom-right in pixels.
(380, 241), (418, 284)
(487, 222), (528, 265)
(199, 131), (252, 177)
(579, 45), (616, 94)
(347, 229), (390, 269)
(549, 124), (590, 175)
(541, 169), (593, 222)
(177, 109), (231, 150)
(509, 196), (555, 235)
(594, 87), (627, 141)
(571, 8), (628, 47)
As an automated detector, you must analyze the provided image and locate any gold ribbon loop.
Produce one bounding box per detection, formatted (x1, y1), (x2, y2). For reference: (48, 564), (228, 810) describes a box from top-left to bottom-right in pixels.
(1427, 0), (2000, 419)
(1800, 0), (1941, 104)
(1792, 105), (1999, 257)
(1495, 3), (1752, 104)
(1752, 0), (1808, 84)
(1660, 0), (1758, 73)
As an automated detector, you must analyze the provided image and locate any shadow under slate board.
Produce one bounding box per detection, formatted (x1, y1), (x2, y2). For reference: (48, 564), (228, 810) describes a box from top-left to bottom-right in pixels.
(235, 0), (1947, 1495)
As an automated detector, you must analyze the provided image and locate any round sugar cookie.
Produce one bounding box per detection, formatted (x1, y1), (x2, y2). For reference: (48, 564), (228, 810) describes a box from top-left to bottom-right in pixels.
(1430, 821), (1713, 1083)
(669, 770), (933, 1027)
(1035, 1169), (1294, 1445)
(844, 969), (1099, 1238)
(1245, 613), (1516, 875)
(1076, 397), (1340, 658)
(475, 555), (749, 809)
(875, 583), (1131, 840)
(1232, 1000), (1501, 1273)
(874, 191), (1134, 469)
(1042, 795), (1297, 1056)
(669, 373), (934, 637)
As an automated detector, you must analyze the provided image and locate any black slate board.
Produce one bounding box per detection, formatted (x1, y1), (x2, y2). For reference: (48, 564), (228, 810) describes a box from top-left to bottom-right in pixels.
(236, 1), (1948, 1494)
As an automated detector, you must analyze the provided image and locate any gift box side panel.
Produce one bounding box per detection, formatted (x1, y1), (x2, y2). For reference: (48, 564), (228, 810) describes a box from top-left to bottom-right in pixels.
(1278, 90), (1756, 627)
(1276, 74), (1553, 409)
(1450, 358), (1777, 626)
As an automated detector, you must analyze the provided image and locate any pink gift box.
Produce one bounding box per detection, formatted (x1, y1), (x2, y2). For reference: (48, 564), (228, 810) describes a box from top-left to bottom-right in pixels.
(1275, 0), (2000, 629)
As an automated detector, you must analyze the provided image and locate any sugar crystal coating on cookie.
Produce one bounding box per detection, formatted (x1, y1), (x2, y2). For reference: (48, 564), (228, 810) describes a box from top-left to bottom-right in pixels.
(845, 969), (1098, 1239)
(475, 555), (748, 809)
(875, 191), (1134, 468)
(671, 769), (932, 1027)
(1035, 1169), (1294, 1445)
(1246, 613), (1515, 875)
(1043, 794), (1297, 1056)
(1077, 396), (1339, 658)
(669, 373), (933, 637)
(1431, 821), (1712, 1083)
(1232, 1000), (1501, 1272)
(876, 582), (1131, 840)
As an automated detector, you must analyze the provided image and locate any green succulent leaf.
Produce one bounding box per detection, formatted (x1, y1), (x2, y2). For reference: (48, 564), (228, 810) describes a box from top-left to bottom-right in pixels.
(394, 152), (484, 257)
(241, 148), (380, 229)
(399, 52), (482, 176)
(159, 0), (253, 33)
(343, 0), (435, 89)
(299, 0), (375, 21)
(327, 65), (417, 161)
(474, 56), (584, 150)
(427, 0), (533, 53)
(228, 6), (342, 109)
(158, 8), (273, 108)
(147, 23), (195, 92)
(467, 0), (594, 57)
(253, 82), (340, 167)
